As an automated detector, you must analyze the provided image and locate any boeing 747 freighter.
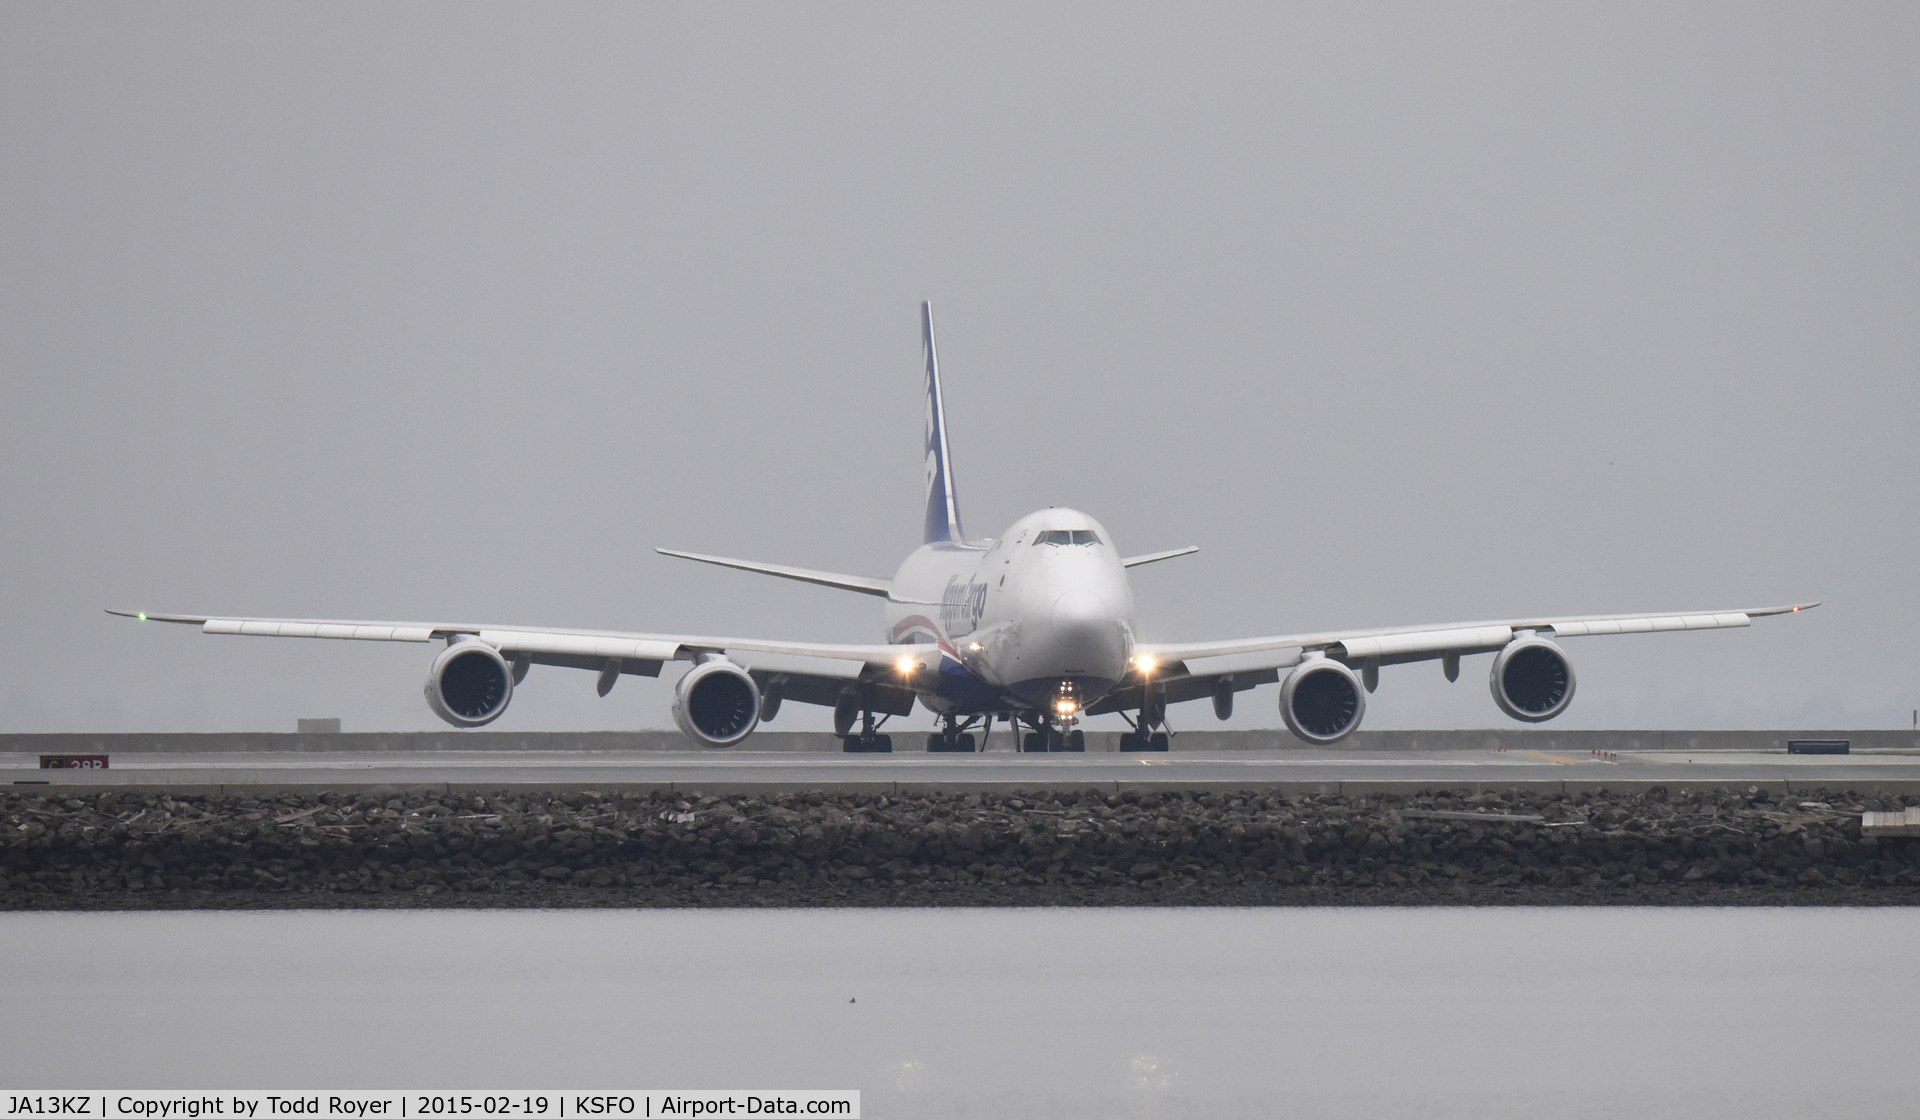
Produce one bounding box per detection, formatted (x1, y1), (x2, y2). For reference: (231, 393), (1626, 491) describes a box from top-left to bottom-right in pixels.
(113, 304), (1816, 751)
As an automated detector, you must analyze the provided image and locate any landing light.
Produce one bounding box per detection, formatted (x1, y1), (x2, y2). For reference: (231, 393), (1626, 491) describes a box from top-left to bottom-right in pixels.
(1134, 655), (1156, 674)
(967, 642), (982, 652)
(1055, 699), (1078, 715)
(896, 657), (915, 676)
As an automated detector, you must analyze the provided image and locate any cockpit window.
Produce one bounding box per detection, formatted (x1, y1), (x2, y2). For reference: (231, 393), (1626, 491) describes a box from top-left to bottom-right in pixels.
(1032, 530), (1100, 546)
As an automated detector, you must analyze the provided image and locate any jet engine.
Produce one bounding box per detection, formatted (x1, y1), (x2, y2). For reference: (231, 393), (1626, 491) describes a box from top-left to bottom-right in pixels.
(1490, 636), (1576, 722)
(1280, 658), (1366, 744)
(425, 640), (514, 728)
(672, 657), (761, 747)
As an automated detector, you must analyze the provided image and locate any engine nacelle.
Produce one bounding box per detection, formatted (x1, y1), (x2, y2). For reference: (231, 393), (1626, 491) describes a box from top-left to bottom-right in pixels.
(1490, 636), (1576, 722)
(425, 640), (514, 728)
(672, 657), (761, 747)
(1280, 658), (1367, 744)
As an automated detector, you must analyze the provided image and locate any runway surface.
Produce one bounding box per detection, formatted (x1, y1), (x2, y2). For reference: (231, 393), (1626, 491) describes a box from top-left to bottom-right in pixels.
(10, 746), (1920, 792)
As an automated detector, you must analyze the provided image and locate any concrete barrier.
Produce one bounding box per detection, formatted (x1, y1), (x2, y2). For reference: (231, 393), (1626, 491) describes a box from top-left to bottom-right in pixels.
(3, 729), (1917, 753)
(13, 777), (1920, 800)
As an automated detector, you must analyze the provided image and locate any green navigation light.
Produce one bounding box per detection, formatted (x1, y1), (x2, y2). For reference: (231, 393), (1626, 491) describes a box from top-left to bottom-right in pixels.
(137, 612), (147, 621)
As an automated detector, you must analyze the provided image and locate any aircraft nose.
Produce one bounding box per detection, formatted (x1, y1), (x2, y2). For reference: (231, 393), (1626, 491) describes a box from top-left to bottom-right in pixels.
(1051, 588), (1107, 631)
(1048, 589), (1128, 677)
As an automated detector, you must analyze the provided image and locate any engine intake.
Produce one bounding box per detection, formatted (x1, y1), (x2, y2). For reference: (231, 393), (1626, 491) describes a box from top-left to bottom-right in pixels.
(1280, 658), (1366, 744)
(425, 641), (514, 728)
(1490, 637), (1576, 722)
(673, 658), (761, 747)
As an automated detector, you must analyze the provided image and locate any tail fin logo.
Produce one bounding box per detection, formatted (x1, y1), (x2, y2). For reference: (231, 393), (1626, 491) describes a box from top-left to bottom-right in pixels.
(924, 392), (940, 507)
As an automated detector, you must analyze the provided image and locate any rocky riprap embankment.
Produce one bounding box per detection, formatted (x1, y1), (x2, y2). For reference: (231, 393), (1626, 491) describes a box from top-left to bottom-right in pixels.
(5, 786), (1918, 909)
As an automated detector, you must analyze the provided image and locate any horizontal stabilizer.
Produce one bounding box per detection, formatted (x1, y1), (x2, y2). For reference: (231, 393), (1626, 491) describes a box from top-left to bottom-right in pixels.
(1121, 546), (1200, 568)
(655, 548), (892, 597)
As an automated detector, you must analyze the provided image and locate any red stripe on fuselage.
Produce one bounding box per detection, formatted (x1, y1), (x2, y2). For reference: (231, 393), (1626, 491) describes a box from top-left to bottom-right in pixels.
(890, 614), (960, 659)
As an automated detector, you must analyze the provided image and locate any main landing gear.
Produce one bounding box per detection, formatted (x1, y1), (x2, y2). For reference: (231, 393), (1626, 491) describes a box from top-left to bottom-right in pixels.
(836, 691), (892, 753)
(927, 714), (979, 752)
(1118, 687), (1170, 751)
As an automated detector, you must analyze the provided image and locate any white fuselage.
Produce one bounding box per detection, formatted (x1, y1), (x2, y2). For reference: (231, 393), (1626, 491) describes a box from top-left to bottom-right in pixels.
(882, 509), (1135, 719)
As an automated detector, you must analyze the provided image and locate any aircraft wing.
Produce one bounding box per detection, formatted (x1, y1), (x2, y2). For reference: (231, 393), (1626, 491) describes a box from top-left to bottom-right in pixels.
(105, 609), (911, 678)
(1134, 602), (1820, 674)
(1084, 664), (1281, 717)
(1107, 602), (1820, 719)
(748, 666), (918, 718)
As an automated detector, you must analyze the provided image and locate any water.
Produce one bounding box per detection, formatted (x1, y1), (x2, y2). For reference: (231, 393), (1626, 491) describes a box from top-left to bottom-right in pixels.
(2, 907), (1914, 1119)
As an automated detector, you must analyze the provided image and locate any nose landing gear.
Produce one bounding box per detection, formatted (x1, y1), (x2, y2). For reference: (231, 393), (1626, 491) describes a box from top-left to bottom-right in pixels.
(991, 681), (1171, 753)
(1022, 687), (1088, 753)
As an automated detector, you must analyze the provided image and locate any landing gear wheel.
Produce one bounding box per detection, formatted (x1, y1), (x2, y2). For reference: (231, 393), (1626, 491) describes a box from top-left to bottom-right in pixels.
(1022, 731), (1050, 753)
(927, 733), (976, 752)
(1120, 732), (1169, 752)
(843, 734), (893, 753)
(1150, 732), (1169, 751)
(1060, 729), (1086, 752)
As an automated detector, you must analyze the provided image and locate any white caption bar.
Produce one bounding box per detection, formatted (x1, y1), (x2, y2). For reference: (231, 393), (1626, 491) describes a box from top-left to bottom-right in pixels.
(3, 1094), (857, 1120)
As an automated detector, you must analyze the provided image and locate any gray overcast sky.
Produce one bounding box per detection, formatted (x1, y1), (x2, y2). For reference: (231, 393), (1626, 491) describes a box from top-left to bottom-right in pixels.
(2, 4), (1914, 734)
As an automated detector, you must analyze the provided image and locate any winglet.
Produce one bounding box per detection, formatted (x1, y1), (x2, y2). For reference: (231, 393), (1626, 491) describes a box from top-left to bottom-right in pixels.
(921, 301), (965, 545)
(1747, 601), (1822, 616)
(106, 609), (207, 624)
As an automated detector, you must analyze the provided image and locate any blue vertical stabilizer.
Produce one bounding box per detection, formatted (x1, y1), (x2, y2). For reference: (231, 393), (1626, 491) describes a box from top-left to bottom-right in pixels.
(921, 301), (965, 544)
